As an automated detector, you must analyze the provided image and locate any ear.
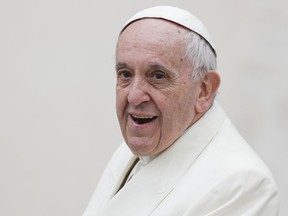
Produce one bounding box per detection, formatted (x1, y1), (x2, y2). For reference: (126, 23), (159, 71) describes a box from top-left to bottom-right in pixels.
(195, 71), (221, 113)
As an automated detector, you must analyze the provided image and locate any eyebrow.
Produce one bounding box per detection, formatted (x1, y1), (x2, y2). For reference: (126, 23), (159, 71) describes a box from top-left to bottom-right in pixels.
(149, 64), (170, 72)
(115, 62), (127, 70)
(115, 62), (174, 76)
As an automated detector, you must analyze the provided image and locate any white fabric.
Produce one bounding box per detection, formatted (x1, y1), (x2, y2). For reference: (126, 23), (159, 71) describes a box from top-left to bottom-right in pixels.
(82, 102), (280, 216)
(121, 6), (216, 54)
(125, 156), (153, 183)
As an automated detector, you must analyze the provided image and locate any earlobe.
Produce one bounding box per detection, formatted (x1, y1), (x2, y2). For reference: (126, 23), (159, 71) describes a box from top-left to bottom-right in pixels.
(195, 72), (221, 113)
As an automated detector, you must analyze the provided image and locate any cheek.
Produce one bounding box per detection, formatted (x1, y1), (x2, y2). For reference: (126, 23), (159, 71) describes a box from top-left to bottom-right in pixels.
(163, 89), (197, 127)
(116, 90), (127, 116)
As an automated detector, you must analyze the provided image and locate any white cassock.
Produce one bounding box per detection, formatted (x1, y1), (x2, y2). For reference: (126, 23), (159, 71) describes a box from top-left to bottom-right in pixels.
(82, 101), (280, 216)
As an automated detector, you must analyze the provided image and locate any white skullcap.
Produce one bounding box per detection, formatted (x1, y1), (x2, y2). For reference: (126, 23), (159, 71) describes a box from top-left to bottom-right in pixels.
(121, 6), (216, 55)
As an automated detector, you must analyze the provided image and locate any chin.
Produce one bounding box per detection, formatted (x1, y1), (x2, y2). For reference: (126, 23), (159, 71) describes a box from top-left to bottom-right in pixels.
(127, 139), (156, 156)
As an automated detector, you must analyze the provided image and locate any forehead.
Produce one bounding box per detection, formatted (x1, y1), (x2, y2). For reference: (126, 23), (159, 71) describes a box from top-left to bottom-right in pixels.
(116, 19), (189, 61)
(116, 19), (192, 76)
(118, 18), (189, 44)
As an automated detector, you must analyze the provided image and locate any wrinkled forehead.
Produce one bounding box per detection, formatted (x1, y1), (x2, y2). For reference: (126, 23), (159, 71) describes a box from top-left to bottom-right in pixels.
(120, 6), (216, 55)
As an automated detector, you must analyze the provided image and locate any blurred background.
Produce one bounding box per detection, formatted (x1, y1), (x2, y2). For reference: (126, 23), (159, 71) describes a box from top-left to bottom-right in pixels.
(0, 0), (287, 215)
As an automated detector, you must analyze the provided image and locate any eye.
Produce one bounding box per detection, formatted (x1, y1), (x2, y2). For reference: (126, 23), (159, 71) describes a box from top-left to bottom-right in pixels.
(151, 71), (167, 80)
(147, 71), (172, 89)
(116, 70), (133, 87)
(118, 70), (133, 79)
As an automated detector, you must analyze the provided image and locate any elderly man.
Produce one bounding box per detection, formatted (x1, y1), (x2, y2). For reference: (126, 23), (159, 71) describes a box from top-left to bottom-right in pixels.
(83, 6), (280, 216)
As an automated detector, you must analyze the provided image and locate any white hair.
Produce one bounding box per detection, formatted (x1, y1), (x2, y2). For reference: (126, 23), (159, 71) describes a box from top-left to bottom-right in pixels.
(184, 31), (217, 80)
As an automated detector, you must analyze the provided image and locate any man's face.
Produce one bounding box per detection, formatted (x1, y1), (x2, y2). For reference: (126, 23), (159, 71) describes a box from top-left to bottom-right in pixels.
(116, 19), (202, 156)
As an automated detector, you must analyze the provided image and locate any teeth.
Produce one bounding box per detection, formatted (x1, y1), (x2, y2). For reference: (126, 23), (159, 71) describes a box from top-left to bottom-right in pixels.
(131, 114), (157, 124)
(132, 115), (154, 119)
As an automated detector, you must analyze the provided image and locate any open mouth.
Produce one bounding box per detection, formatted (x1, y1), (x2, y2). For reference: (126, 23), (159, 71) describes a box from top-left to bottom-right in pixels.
(131, 115), (157, 125)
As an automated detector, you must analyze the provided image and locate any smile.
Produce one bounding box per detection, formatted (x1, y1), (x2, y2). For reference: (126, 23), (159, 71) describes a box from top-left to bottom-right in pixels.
(130, 114), (157, 125)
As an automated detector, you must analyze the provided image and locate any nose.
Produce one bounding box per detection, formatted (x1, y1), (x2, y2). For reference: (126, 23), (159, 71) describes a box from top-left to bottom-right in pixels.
(127, 80), (150, 106)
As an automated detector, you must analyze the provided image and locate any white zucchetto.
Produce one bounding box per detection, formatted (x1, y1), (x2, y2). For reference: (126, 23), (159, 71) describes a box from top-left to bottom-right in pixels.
(121, 5), (216, 55)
